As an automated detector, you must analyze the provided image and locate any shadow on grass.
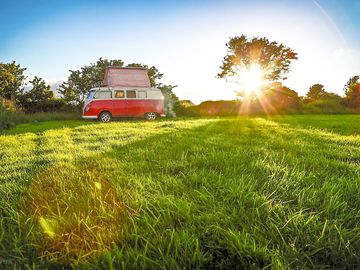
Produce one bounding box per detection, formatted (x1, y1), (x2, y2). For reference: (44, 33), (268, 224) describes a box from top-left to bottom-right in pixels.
(1, 120), (97, 135)
(1, 117), (182, 136)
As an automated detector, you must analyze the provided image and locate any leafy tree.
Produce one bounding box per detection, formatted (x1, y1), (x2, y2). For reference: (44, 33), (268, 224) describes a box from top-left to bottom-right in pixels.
(344, 75), (359, 90)
(27, 76), (54, 103)
(262, 83), (300, 111)
(306, 84), (328, 100)
(58, 58), (125, 105)
(19, 77), (66, 113)
(305, 84), (344, 109)
(344, 75), (360, 109)
(218, 35), (297, 81)
(0, 61), (27, 102)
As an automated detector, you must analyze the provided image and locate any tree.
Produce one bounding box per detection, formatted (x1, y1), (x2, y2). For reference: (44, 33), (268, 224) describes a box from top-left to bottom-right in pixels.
(218, 35), (297, 81)
(305, 84), (343, 105)
(0, 61), (27, 102)
(261, 83), (300, 112)
(344, 75), (360, 109)
(27, 76), (54, 103)
(306, 84), (328, 100)
(58, 58), (125, 105)
(19, 77), (61, 113)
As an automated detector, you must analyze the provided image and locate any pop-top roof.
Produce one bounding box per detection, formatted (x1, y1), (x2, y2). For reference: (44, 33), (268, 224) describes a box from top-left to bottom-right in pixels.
(103, 67), (151, 88)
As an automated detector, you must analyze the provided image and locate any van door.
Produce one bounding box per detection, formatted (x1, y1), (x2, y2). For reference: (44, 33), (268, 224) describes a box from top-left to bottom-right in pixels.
(112, 90), (127, 116)
(125, 90), (142, 116)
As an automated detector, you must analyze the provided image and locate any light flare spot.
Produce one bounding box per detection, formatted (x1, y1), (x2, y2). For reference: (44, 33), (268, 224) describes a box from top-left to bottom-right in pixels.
(39, 217), (57, 238)
(94, 181), (102, 190)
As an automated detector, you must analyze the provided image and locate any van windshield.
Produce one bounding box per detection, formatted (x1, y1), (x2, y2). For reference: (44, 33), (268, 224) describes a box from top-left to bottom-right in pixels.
(86, 90), (95, 100)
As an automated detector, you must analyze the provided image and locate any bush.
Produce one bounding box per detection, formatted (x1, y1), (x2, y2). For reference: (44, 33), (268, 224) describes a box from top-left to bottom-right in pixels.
(21, 99), (77, 113)
(0, 98), (26, 130)
(0, 97), (80, 131)
(0, 106), (16, 129)
(174, 100), (197, 116)
(301, 98), (348, 114)
(195, 100), (241, 116)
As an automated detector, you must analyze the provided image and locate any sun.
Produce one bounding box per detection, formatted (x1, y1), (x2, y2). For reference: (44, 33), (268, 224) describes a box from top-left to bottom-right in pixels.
(236, 64), (265, 95)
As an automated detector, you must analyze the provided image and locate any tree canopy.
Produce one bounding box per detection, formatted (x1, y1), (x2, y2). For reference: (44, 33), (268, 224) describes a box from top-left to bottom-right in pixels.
(306, 84), (328, 100)
(344, 75), (360, 108)
(218, 35), (298, 81)
(27, 76), (54, 103)
(0, 61), (27, 102)
(58, 58), (125, 105)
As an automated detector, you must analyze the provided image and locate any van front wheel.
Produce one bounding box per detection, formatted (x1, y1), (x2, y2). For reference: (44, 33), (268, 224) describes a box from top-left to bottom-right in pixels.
(99, 111), (112, 122)
(145, 112), (157, 120)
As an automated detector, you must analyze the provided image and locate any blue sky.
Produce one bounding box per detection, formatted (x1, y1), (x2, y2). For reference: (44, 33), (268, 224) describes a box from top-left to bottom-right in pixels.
(1, 0), (359, 103)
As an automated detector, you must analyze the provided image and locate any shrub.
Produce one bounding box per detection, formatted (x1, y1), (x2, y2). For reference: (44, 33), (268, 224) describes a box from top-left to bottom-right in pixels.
(0, 98), (26, 130)
(174, 100), (197, 116)
(195, 100), (241, 116)
(301, 97), (348, 114)
(0, 97), (80, 131)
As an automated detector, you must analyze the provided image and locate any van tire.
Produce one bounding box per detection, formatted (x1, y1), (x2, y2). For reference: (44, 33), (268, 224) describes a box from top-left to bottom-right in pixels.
(99, 111), (112, 122)
(145, 112), (157, 120)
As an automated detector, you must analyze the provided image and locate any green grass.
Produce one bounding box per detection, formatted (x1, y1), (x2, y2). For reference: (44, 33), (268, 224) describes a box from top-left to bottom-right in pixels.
(1, 115), (360, 269)
(0, 110), (81, 131)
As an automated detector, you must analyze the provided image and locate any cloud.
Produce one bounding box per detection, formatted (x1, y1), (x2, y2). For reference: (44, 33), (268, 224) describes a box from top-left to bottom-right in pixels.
(49, 80), (64, 97)
(22, 77), (64, 97)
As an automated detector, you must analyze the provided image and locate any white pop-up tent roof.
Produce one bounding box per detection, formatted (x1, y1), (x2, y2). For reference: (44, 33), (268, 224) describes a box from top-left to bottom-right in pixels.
(103, 67), (151, 88)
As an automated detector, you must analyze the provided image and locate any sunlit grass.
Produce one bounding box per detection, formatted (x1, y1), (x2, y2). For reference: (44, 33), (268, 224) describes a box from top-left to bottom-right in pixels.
(1, 116), (360, 268)
(20, 164), (128, 262)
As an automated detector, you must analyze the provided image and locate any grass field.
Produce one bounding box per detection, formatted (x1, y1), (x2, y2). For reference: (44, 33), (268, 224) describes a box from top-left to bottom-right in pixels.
(1, 115), (360, 269)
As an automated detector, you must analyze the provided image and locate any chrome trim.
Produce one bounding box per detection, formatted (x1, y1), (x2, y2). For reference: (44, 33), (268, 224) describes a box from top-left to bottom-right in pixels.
(82, 115), (98, 119)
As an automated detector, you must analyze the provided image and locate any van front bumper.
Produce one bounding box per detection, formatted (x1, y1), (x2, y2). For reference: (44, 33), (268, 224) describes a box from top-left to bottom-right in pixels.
(82, 115), (98, 119)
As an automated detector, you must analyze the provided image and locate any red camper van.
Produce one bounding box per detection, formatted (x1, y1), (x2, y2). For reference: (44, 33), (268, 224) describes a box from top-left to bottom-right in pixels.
(82, 67), (165, 122)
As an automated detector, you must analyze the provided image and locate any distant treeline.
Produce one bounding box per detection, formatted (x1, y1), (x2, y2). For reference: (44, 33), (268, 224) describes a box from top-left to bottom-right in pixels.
(0, 59), (360, 130)
(174, 81), (360, 116)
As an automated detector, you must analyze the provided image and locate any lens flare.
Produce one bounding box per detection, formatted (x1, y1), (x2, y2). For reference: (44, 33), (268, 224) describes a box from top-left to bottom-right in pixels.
(237, 64), (265, 95)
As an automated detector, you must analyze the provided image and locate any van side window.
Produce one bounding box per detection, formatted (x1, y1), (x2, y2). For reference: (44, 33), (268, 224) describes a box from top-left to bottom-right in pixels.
(115, 90), (125, 98)
(94, 91), (112, 99)
(126, 90), (136, 98)
(138, 91), (146, 99)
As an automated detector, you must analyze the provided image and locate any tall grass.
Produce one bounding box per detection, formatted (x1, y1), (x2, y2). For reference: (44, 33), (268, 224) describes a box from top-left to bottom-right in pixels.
(0, 98), (80, 131)
(1, 116), (360, 268)
(20, 164), (128, 263)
